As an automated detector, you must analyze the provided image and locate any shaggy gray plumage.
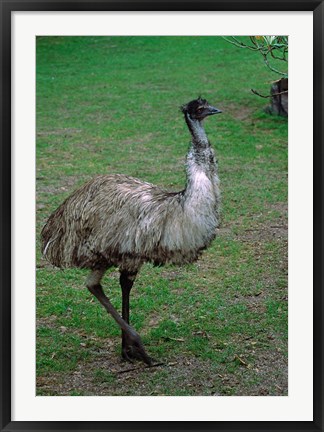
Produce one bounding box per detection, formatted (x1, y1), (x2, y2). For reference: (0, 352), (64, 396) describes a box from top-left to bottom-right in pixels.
(41, 97), (222, 365)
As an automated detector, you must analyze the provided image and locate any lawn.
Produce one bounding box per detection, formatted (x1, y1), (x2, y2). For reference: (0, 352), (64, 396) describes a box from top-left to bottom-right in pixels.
(36, 36), (288, 396)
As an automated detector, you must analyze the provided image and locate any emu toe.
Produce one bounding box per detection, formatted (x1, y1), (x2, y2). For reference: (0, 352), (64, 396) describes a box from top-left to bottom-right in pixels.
(122, 331), (153, 366)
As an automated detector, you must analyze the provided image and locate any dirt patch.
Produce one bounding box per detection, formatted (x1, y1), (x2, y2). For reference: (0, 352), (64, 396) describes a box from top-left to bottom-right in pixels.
(215, 348), (287, 396)
(220, 202), (288, 244)
(37, 128), (83, 137)
(37, 315), (58, 329)
(221, 102), (255, 121)
(36, 344), (287, 396)
(238, 226), (287, 243)
(36, 175), (82, 195)
(160, 269), (182, 281)
(118, 132), (156, 147)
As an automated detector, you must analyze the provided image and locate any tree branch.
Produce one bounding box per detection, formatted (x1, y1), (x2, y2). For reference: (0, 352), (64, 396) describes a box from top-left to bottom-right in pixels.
(251, 88), (288, 99)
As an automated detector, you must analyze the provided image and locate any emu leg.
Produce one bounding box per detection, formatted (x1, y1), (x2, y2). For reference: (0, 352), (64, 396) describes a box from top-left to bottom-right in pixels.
(119, 270), (142, 362)
(87, 269), (152, 366)
(120, 270), (136, 324)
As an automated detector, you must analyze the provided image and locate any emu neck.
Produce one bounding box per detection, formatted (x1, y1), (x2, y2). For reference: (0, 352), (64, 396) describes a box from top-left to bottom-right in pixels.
(183, 114), (219, 204)
(185, 113), (209, 148)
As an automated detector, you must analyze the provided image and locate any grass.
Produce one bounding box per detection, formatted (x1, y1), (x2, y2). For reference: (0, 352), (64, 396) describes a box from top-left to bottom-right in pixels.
(36, 36), (288, 396)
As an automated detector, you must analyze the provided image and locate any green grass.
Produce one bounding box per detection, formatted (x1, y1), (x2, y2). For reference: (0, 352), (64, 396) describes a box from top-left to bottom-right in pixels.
(36, 36), (288, 396)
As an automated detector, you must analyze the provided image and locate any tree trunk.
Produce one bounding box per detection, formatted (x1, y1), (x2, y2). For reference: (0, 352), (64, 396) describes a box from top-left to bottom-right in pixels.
(266, 78), (288, 117)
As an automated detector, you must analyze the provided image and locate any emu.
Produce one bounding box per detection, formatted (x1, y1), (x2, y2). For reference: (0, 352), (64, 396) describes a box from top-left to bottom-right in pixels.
(41, 97), (222, 365)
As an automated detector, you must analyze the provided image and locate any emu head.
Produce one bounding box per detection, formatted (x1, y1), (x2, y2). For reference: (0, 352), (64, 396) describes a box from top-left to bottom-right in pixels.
(181, 97), (222, 121)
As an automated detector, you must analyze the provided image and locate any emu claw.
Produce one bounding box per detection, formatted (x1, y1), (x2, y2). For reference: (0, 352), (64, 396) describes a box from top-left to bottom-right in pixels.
(122, 331), (153, 366)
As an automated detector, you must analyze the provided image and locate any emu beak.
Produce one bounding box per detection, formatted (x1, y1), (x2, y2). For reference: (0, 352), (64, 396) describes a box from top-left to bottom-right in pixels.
(208, 106), (222, 115)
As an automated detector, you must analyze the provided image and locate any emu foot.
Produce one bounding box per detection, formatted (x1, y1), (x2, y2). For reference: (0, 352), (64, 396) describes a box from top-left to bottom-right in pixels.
(122, 330), (152, 366)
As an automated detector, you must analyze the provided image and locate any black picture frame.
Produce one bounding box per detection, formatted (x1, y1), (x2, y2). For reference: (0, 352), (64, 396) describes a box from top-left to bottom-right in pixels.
(1, 1), (323, 431)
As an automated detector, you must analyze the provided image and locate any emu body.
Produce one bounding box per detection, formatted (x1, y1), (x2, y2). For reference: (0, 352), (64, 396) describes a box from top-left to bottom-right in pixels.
(41, 97), (222, 365)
